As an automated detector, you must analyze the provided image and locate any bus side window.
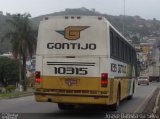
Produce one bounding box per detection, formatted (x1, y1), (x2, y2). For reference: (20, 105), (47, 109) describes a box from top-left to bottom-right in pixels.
(110, 31), (114, 56)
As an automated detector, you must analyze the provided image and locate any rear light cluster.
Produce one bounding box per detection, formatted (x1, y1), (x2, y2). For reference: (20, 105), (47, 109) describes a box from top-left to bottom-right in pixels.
(35, 71), (41, 83)
(101, 73), (108, 87)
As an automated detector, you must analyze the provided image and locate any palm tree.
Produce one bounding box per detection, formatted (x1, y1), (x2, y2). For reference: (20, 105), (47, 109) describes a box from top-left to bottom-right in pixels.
(2, 13), (37, 91)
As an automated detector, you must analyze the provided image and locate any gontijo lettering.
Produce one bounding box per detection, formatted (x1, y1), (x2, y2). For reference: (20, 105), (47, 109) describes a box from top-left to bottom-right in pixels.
(47, 43), (96, 50)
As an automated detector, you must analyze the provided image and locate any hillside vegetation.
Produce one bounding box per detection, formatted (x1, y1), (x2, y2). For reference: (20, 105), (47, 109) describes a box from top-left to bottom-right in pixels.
(1, 7), (160, 53)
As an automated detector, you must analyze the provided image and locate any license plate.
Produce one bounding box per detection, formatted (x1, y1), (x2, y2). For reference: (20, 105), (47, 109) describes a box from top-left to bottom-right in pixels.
(64, 78), (80, 86)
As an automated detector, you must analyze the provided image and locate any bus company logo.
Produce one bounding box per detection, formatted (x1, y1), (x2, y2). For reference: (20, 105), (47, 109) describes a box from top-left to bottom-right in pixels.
(56, 26), (89, 40)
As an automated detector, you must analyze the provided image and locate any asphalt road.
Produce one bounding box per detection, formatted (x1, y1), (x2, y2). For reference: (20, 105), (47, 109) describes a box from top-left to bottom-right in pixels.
(0, 82), (159, 119)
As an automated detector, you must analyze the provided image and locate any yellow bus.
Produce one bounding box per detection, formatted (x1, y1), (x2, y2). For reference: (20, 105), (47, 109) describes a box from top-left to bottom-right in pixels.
(34, 16), (137, 111)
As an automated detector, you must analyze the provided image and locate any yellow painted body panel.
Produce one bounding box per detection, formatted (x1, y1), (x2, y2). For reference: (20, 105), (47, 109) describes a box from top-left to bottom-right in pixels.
(35, 95), (109, 105)
(120, 78), (128, 100)
(34, 76), (131, 105)
(39, 76), (101, 90)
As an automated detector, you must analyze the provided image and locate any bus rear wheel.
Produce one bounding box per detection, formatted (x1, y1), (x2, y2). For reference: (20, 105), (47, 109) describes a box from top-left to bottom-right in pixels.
(58, 103), (75, 110)
(127, 83), (135, 100)
(110, 90), (120, 111)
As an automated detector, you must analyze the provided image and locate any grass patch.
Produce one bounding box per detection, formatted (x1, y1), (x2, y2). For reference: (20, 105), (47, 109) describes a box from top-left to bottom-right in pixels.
(0, 89), (34, 99)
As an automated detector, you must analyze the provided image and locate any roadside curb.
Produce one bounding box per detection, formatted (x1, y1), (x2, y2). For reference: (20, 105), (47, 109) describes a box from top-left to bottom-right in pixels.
(142, 88), (160, 113)
(134, 88), (158, 113)
(153, 88), (160, 113)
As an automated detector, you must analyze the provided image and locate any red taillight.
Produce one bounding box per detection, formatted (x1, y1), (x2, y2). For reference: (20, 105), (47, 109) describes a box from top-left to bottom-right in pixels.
(101, 73), (108, 87)
(35, 78), (41, 83)
(101, 80), (107, 85)
(102, 73), (107, 79)
(35, 71), (41, 83)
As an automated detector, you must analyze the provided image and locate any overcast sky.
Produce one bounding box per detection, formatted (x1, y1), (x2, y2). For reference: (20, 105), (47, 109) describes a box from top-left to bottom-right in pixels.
(0, 0), (160, 20)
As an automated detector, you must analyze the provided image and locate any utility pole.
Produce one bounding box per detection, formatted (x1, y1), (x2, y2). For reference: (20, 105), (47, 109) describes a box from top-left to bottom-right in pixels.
(123, 0), (125, 35)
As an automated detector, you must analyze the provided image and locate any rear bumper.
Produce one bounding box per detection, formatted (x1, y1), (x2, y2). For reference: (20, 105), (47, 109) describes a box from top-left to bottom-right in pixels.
(138, 81), (149, 84)
(34, 92), (109, 105)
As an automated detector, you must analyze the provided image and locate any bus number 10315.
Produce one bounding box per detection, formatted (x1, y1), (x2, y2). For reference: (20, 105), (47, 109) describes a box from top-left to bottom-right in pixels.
(53, 67), (88, 75)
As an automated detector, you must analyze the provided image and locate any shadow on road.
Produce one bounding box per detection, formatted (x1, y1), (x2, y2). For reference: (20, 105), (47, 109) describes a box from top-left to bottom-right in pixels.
(19, 105), (114, 119)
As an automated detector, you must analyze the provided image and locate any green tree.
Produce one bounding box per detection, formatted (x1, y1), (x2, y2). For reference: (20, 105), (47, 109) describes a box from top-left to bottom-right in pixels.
(131, 36), (140, 44)
(2, 13), (37, 91)
(0, 57), (19, 87)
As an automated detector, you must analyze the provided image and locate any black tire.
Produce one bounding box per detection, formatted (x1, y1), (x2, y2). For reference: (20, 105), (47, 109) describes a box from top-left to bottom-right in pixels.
(58, 103), (74, 110)
(127, 95), (133, 100)
(110, 90), (120, 111)
(127, 84), (134, 100)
